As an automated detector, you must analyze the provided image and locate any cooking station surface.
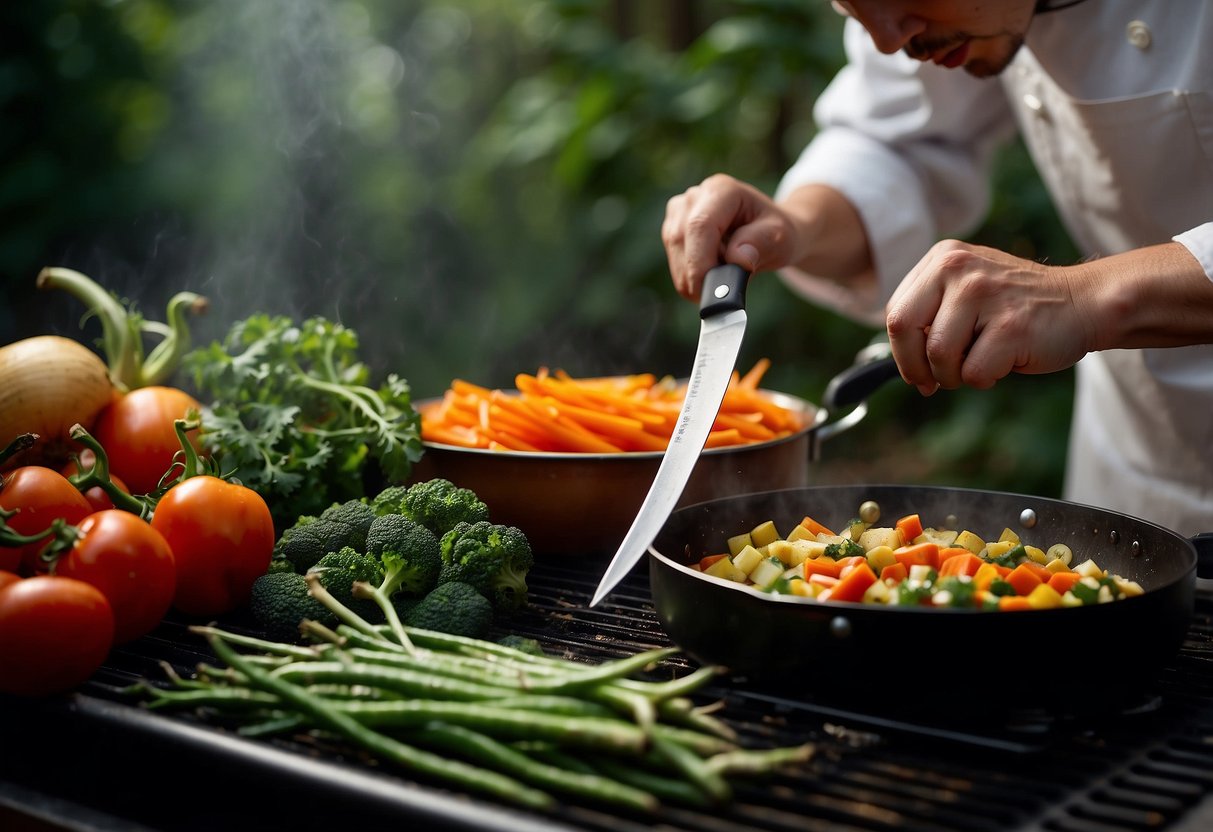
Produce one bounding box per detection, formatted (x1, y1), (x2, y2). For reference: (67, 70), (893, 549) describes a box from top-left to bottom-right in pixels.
(2, 557), (1211, 832)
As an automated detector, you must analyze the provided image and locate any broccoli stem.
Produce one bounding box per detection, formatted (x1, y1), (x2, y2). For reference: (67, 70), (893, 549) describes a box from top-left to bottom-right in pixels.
(304, 573), (413, 654)
(198, 627), (555, 811)
(351, 580), (414, 651)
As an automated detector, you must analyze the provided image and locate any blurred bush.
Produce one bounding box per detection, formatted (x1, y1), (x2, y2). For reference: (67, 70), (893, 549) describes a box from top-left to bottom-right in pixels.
(0, 0), (1077, 497)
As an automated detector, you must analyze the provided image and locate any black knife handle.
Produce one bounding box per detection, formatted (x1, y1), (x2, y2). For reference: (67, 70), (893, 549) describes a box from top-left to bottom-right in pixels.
(699, 264), (750, 318)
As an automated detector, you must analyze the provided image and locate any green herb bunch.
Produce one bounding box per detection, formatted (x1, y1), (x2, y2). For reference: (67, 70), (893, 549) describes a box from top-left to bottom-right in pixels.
(184, 314), (423, 528)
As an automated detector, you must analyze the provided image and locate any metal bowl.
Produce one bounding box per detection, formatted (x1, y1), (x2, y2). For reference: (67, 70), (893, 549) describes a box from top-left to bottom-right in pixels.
(408, 388), (826, 556)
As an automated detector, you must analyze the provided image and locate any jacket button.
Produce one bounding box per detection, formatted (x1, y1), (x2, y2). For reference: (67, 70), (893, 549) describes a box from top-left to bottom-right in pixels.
(1126, 20), (1152, 50)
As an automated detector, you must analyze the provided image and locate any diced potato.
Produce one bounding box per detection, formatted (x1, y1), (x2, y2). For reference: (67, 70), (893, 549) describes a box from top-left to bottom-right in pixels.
(857, 526), (901, 552)
(998, 527), (1021, 545)
(767, 539), (794, 566)
(1061, 590), (1084, 608)
(770, 538), (825, 566)
(1044, 558), (1071, 574)
(731, 545), (765, 576)
(1113, 577), (1145, 597)
(749, 556), (786, 589)
(862, 580), (891, 604)
(864, 545), (897, 573)
(915, 528), (959, 547)
(726, 533), (753, 557)
(816, 533), (847, 547)
(782, 563), (805, 581)
(1073, 558), (1105, 579)
(1025, 545), (1049, 565)
(789, 578), (817, 598)
(750, 520), (780, 548)
(703, 556), (748, 583)
(786, 524), (815, 543)
(954, 530), (986, 554)
(983, 540), (1016, 559)
(908, 564), (934, 583)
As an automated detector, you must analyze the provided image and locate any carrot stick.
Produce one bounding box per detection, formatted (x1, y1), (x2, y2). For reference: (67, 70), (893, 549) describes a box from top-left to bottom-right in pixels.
(738, 358), (770, 390)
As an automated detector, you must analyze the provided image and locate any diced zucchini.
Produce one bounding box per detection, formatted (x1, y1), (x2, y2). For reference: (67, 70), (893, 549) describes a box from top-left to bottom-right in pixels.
(1044, 558), (1071, 574)
(750, 520), (780, 548)
(749, 556), (786, 589)
(731, 545), (765, 575)
(726, 533), (753, 557)
(954, 530), (986, 554)
(857, 526), (901, 552)
(704, 556), (748, 583)
(1047, 543), (1073, 566)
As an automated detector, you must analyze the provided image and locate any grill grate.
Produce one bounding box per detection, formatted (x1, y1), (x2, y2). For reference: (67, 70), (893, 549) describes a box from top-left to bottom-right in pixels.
(2, 560), (1211, 832)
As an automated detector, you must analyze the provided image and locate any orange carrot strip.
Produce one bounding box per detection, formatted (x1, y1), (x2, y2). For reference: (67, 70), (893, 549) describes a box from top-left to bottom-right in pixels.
(451, 378), (493, 398)
(544, 399), (669, 452)
(737, 358), (771, 390)
(423, 424), (488, 448)
(504, 394), (623, 453)
(703, 428), (744, 449)
(711, 411), (777, 441)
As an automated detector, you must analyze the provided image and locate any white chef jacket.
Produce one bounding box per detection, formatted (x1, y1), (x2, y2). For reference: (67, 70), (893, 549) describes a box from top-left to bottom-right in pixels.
(775, 1), (1213, 536)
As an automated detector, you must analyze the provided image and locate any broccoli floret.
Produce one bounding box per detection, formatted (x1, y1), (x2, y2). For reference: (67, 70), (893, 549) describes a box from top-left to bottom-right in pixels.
(308, 547), (384, 620)
(273, 500), (377, 573)
(438, 520), (534, 610)
(405, 581), (494, 639)
(265, 556), (296, 575)
(365, 514), (441, 596)
(249, 572), (333, 640)
(369, 484), (409, 517)
(401, 478), (489, 538)
(496, 634), (545, 657)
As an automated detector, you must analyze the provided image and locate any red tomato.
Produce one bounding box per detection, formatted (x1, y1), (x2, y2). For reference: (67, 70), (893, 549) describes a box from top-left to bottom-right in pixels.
(60, 451), (131, 512)
(150, 476), (274, 617)
(0, 571), (21, 592)
(0, 466), (94, 574)
(0, 575), (115, 696)
(54, 510), (176, 644)
(92, 386), (204, 495)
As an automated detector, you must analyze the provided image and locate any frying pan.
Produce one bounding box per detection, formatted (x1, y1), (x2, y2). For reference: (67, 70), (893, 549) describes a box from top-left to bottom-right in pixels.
(647, 483), (1201, 712)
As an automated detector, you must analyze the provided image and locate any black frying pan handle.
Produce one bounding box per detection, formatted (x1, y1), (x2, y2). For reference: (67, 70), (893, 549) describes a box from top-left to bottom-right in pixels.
(823, 353), (902, 411)
(1192, 532), (1213, 579)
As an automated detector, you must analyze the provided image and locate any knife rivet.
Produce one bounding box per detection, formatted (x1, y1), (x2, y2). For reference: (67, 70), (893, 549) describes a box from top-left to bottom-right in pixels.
(829, 616), (852, 639)
(714, 285), (730, 299)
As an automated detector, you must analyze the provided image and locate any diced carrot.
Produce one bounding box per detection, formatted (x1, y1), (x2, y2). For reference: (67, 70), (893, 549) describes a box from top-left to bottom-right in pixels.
(880, 562), (908, 584)
(893, 542), (940, 571)
(895, 513), (924, 544)
(1005, 563), (1045, 597)
(828, 562), (878, 603)
(798, 515), (836, 538)
(998, 595), (1034, 612)
(972, 562), (1001, 591)
(838, 556), (868, 575)
(1047, 571), (1083, 594)
(938, 547), (972, 566)
(698, 554), (729, 571)
(938, 551), (983, 578)
(1019, 561), (1053, 583)
(803, 558), (841, 579)
(807, 573), (839, 588)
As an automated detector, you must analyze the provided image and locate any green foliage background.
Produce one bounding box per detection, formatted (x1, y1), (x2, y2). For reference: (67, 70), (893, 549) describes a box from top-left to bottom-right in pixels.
(1, 0), (1077, 497)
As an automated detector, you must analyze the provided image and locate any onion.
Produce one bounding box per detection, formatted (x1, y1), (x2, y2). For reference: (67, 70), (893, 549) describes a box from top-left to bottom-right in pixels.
(0, 335), (115, 466)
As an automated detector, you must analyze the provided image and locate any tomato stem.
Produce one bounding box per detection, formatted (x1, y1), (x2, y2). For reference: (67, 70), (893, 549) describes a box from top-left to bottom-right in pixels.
(66, 424), (156, 518)
(0, 433), (38, 469)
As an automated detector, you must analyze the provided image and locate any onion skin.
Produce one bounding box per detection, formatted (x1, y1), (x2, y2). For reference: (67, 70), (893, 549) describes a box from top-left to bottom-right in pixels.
(0, 336), (115, 468)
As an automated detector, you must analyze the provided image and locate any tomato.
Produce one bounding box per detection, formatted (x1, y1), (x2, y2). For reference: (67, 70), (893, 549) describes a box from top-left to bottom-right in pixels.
(0, 575), (115, 696)
(54, 510), (176, 644)
(150, 476), (274, 617)
(0, 466), (93, 574)
(92, 386), (204, 495)
(0, 571), (21, 591)
(61, 451), (131, 512)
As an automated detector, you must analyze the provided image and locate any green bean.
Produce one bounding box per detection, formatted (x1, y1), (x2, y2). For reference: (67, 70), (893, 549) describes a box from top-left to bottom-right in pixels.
(649, 735), (732, 805)
(587, 756), (713, 808)
(304, 573), (416, 654)
(706, 744), (816, 776)
(270, 660), (522, 701)
(190, 625), (319, 660)
(139, 686), (278, 710)
(198, 627), (553, 810)
(405, 724), (659, 813)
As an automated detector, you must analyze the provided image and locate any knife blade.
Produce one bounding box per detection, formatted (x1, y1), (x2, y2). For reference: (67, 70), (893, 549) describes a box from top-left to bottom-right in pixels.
(589, 263), (750, 607)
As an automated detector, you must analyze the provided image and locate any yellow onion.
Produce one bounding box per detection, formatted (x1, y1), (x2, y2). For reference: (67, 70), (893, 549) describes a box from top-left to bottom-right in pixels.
(0, 335), (115, 467)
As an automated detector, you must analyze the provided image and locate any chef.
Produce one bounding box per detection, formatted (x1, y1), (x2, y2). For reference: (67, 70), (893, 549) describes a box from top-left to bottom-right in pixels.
(661, 0), (1213, 536)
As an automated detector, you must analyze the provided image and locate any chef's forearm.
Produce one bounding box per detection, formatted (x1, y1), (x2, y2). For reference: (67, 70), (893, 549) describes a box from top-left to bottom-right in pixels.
(780, 184), (877, 290)
(1081, 242), (1213, 351)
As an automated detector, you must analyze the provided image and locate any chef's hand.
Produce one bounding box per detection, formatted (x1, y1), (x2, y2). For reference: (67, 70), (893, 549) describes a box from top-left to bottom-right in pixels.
(662, 174), (801, 301)
(885, 240), (1099, 395)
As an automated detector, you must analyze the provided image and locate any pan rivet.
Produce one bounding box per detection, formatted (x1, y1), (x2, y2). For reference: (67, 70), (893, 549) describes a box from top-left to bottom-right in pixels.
(1019, 509), (1037, 529)
(945, 513), (959, 530)
(829, 616), (852, 639)
(1130, 540), (1141, 557)
(1109, 530), (1120, 545)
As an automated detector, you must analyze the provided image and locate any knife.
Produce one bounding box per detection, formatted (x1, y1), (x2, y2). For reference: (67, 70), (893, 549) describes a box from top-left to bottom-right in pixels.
(589, 263), (750, 607)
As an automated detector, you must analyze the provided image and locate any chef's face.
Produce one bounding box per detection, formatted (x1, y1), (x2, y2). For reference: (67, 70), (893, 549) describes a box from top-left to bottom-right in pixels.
(831, 1), (1038, 78)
